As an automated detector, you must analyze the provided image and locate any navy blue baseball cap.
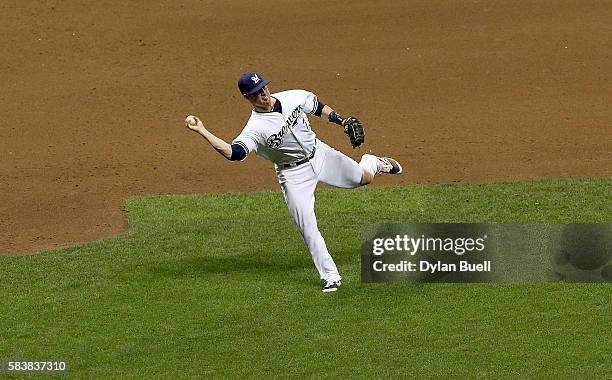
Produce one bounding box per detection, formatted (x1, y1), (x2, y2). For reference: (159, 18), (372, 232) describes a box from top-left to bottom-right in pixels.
(238, 71), (271, 95)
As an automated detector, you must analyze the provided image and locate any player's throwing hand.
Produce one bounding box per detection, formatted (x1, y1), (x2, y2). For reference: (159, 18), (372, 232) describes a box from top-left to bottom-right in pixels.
(185, 115), (204, 132)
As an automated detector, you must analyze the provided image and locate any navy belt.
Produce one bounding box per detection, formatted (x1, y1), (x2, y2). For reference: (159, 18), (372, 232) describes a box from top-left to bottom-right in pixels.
(282, 147), (316, 168)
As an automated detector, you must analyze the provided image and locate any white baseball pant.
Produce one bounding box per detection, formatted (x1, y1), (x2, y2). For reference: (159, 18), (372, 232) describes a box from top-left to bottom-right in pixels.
(275, 139), (380, 282)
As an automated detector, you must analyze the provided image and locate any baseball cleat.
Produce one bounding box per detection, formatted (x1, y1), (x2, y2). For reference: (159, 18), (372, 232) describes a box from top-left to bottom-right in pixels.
(379, 157), (403, 174)
(322, 280), (341, 292)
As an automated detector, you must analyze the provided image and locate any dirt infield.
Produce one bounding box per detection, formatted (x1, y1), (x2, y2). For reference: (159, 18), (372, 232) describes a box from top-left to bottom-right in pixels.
(1, 0), (610, 255)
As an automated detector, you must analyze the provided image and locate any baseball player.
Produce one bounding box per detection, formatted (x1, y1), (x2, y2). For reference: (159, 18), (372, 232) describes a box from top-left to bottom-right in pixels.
(185, 71), (402, 292)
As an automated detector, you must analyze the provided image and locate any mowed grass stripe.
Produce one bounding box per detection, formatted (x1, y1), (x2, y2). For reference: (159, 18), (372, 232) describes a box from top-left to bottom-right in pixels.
(1, 178), (610, 378)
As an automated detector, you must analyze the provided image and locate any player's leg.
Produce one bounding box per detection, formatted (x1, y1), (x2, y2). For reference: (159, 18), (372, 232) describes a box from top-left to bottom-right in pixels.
(314, 142), (363, 189)
(359, 155), (376, 185)
(358, 154), (403, 183)
(279, 171), (342, 285)
(316, 141), (402, 187)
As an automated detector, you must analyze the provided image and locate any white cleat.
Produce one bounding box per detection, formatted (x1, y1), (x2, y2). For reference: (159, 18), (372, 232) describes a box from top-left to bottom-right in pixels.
(379, 157), (403, 174)
(322, 280), (341, 292)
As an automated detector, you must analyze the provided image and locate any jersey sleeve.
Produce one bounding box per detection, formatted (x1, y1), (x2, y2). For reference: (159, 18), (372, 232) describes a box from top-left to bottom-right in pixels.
(301, 90), (319, 115)
(232, 124), (261, 155)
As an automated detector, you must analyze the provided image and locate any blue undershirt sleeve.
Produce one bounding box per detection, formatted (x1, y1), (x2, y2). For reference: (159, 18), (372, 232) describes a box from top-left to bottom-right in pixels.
(230, 143), (247, 161)
(314, 101), (325, 117)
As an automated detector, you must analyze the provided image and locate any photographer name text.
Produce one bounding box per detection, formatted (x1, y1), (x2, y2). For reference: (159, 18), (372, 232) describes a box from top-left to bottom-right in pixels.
(373, 260), (491, 273)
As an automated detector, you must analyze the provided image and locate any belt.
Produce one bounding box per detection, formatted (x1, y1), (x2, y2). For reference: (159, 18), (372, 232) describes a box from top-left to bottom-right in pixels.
(281, 147), (316, 168)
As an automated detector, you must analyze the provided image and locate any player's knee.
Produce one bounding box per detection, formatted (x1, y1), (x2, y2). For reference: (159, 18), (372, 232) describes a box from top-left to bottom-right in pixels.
(301, 226), (324, 247)
(303, 222), (320, 237)
(296, 217), (318, 235)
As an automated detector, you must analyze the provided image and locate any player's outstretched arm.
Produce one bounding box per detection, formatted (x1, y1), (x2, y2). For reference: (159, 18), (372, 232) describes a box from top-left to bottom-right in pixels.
(320, 105), (344, 126)
(317, 105), (365, 149)
(184, 115), (233, 160)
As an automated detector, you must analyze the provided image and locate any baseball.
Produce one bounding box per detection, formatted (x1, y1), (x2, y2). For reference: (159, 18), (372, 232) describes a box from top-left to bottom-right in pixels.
(186, 115), (198, 126)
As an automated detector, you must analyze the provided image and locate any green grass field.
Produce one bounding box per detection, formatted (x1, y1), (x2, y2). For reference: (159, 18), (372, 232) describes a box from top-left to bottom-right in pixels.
(1, 178), (611, 378)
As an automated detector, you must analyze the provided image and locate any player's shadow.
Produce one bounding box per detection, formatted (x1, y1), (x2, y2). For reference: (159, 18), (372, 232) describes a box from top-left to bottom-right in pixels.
(148, 253), (310, 278)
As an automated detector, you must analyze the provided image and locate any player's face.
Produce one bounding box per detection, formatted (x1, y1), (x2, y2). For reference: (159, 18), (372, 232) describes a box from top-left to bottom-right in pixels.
(245, 86), (273, 112)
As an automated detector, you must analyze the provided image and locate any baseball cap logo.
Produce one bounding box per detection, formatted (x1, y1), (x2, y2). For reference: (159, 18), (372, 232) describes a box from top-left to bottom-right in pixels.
(251, 74), (260, 84)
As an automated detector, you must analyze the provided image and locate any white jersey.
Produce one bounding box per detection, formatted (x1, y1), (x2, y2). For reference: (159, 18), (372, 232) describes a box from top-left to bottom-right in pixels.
(233, 89), (320, 165)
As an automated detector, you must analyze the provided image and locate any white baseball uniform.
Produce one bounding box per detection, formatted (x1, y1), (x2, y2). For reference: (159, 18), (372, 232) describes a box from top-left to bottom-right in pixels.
(233, 90), (381, 282)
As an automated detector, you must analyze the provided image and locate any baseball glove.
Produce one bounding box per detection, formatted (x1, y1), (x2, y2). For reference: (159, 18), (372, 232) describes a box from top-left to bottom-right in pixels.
(342, 117), (365, 148)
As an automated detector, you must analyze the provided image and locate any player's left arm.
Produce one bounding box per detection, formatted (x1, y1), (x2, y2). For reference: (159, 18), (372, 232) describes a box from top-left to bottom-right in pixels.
(318, 104), (345, 126)
(309, 94), (365, 148)
(306, 93), (346, 127)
